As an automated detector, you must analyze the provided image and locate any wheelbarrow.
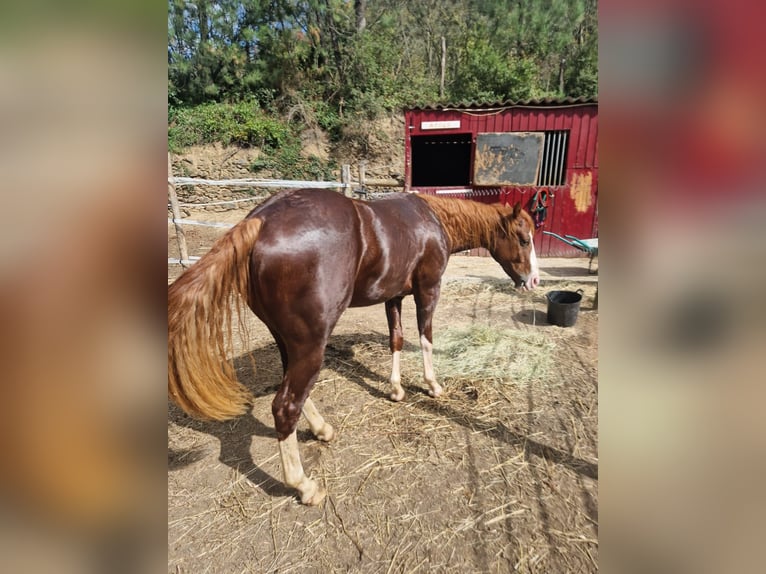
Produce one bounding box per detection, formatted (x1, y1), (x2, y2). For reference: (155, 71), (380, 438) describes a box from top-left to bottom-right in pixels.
(542, 231), (599, 274)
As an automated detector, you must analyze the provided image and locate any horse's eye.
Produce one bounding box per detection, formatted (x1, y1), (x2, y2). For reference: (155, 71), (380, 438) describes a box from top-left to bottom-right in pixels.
(519, 238), (530, 247)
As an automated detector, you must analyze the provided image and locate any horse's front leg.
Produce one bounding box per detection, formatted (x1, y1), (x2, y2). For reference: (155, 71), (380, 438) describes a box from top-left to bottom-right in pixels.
(385, 297), (406, 401)
(415, 286), (442, 398)
(273, 345), (327, 506)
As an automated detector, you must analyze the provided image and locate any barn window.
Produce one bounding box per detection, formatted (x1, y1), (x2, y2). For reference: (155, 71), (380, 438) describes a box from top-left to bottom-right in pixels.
(537, 130), (569, 186)
(411, 133), (472, 187)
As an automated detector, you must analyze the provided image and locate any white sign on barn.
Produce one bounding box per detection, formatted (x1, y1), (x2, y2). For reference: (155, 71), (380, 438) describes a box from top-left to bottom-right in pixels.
(420, 120), (461, 130)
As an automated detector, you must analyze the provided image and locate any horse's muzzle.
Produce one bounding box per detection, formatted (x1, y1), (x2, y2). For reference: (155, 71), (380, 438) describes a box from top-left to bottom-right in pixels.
(517, 273), (540, 291)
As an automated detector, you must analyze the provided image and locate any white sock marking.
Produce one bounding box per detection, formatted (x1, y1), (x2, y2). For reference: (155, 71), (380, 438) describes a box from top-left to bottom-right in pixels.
(278, 430), (324, 505)
(302, 398), (334, 441)
(420, 334), (442, 397)
(390, 350), (405, 401)
(390, 350), (401, 383)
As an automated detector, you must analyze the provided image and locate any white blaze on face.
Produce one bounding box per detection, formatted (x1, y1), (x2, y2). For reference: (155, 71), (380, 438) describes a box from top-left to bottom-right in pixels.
(525, 231), (541, 290)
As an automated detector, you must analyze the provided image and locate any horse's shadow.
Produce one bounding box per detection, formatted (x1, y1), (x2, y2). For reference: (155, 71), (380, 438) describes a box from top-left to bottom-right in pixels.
(168, 403), (293, 498)
(168, 332), (418, 497)
(169, 329), (596, 503)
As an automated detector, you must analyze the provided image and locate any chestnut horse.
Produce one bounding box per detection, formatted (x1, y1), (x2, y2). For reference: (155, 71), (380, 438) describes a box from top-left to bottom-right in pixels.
(168, 188), (539, 505)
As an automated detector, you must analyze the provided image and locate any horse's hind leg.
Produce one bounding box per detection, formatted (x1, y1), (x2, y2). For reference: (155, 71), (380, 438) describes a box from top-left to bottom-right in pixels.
(385, 297), (406, 401)
(273, 344), (327, 505)
(278, 430), (324, 505)
(270, 328), (335, 441)
(302, 398), (335, 441)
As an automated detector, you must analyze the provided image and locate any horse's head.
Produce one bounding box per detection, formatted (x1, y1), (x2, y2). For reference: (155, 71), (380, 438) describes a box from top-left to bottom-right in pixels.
(492, 202), (540, 291)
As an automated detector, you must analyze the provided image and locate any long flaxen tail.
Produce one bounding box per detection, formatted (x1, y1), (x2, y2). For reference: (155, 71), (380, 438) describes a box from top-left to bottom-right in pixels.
(168, 217), (262, 420)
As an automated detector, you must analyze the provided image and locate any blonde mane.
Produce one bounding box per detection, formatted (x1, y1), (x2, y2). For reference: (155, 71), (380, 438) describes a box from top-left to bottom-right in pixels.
(418, 194), (532, 252)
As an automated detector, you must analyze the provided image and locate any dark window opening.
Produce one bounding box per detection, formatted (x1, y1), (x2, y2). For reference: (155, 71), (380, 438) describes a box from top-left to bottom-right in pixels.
(411, 133), (472, 187)
(537, 130), (569, 186)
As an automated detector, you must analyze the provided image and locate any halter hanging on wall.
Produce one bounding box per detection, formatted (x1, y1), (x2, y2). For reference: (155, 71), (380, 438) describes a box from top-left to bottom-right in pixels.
(529, 189), (551, 229)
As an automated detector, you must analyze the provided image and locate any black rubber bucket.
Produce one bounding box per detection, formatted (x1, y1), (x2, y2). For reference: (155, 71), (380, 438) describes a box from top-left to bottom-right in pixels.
(546, 289), (584, 327)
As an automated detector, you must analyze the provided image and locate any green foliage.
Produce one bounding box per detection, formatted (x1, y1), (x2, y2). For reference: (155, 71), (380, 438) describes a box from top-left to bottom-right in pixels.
(168, 99), (337, 179)
(451, 36), (538, 101)
(249, 140), (338, 181)
(168, 0), (597, 148)
(312, 100), (343, 141)
(168, 101), (289, 150)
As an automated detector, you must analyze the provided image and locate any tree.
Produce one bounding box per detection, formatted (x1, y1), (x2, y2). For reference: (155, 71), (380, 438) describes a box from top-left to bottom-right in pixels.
(167, 0), (597, 111)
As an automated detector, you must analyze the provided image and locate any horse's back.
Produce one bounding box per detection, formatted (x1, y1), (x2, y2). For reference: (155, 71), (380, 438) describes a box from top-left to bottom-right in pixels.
(248, 188), (357, 232)
(244, 189), (449, 325)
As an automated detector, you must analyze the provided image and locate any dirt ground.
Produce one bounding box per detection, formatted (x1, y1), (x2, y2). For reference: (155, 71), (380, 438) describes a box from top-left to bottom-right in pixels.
(168, 206), (598, 573)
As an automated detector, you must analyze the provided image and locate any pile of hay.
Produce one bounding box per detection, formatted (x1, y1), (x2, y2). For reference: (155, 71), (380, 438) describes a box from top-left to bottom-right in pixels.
(410, 325), (555, 386)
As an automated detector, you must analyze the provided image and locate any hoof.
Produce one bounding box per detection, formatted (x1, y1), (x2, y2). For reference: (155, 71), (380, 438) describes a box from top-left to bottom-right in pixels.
(428, 384), (443, 398)
(300, 481), (326, 506)
(390, 387), (405, 402)
(315, 423), (335, 442)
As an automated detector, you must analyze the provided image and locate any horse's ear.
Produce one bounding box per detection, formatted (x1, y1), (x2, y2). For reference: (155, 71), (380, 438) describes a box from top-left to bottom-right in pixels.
(512, 202), (522, 219)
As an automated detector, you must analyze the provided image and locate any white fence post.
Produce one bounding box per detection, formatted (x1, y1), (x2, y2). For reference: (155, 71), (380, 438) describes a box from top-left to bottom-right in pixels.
(341, 164), (351, 197)
(168, 153), (191, 268)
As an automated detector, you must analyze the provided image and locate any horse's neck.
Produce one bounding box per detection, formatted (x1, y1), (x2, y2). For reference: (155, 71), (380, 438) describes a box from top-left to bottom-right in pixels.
(447, 223), (494, 253)
(425, 198), (501, 253)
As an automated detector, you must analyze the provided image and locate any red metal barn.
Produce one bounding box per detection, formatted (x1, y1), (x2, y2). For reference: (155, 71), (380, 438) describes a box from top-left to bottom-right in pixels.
(404, 98), (598, 257)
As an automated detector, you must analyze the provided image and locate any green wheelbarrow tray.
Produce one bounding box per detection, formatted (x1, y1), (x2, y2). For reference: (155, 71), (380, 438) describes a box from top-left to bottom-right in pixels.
(542, 231), (598, 273)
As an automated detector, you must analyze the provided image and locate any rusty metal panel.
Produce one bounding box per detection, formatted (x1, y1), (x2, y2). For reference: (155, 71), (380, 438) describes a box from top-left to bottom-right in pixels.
(473, 132), (544, 186)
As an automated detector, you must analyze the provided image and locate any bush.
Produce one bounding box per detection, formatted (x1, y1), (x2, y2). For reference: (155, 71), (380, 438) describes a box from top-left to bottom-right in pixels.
(168, 101), (290, 151)
(249, 140), (337, 181)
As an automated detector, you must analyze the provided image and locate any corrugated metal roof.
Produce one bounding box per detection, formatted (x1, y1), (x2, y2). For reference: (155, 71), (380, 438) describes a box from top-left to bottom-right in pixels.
(406, 96), (597, 111)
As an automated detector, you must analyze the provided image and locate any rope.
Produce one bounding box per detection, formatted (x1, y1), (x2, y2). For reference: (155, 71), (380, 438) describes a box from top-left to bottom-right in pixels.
(170, 176), (344, 189)
(529, 190), (550, 229)
(167, 218), (234, 229)
(168, 257), (201, 265)
(170, 196), (269, 208)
